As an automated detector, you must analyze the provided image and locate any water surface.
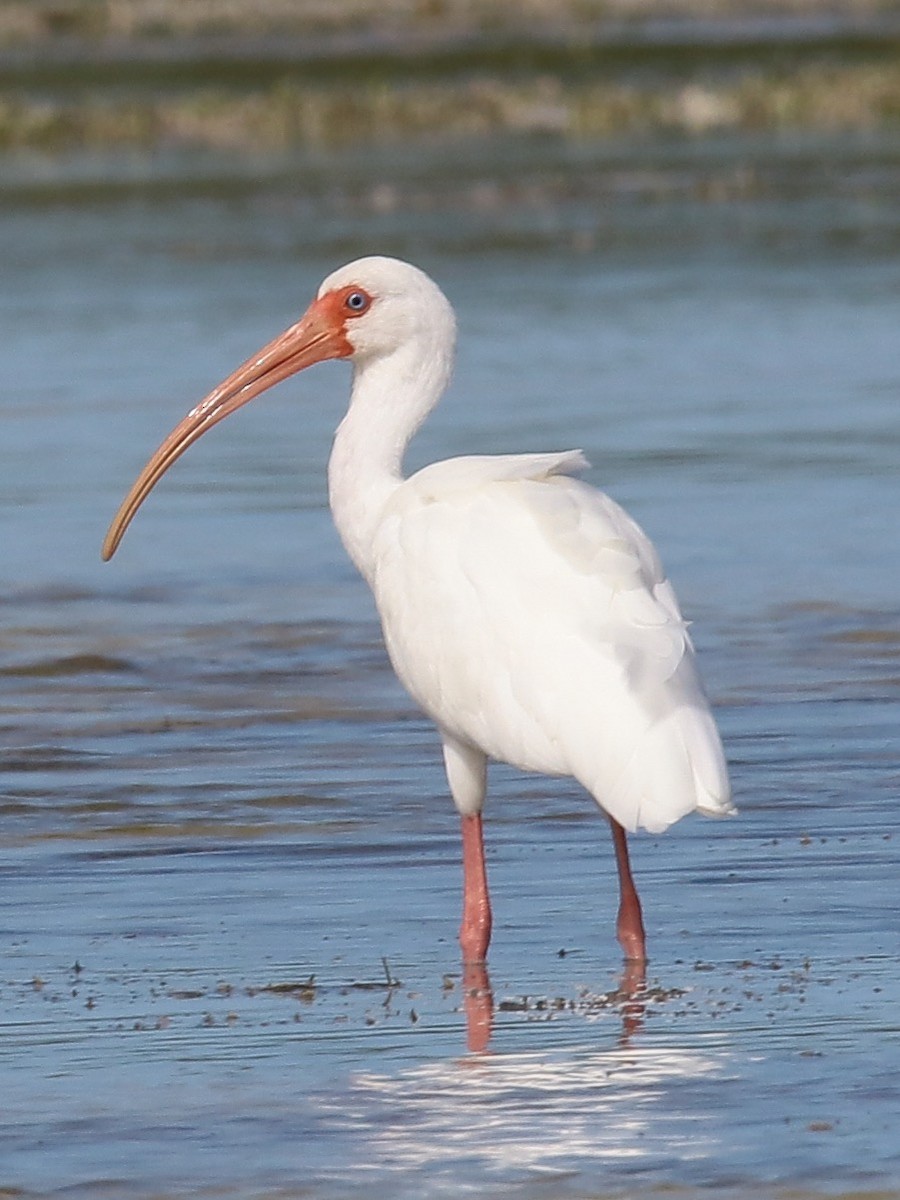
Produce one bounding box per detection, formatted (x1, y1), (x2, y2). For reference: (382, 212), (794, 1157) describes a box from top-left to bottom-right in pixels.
(1, 136), (899, 1197)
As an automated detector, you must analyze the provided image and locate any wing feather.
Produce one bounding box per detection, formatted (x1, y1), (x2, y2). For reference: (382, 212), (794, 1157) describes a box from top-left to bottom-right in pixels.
(372, 455), (732, 833)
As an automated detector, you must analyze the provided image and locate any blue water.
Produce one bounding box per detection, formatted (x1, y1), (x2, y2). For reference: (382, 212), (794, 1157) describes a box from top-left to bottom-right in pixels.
(1, 141), (899, 1198)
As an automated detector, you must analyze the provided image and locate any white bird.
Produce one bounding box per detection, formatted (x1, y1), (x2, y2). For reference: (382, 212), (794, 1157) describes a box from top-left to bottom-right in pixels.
(103, 255), (733, 967)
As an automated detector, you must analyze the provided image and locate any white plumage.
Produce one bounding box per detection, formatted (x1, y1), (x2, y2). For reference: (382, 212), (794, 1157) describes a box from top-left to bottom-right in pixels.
(372, 451), (729, 834)
(103, 254), (733, 967)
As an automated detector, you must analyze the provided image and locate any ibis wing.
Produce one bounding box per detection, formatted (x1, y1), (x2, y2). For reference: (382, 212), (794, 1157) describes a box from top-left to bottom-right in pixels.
(372, 456), (732, 833)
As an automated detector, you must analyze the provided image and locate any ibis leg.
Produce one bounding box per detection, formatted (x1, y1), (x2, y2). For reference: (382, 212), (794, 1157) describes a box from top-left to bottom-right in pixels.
(609, 816), (647, 962)
(459, 813), (492, 964)
(462, 962), (493, 1053)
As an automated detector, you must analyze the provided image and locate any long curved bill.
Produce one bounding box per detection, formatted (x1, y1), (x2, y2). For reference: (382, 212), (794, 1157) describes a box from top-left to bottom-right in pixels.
(102, 296), (350, 561)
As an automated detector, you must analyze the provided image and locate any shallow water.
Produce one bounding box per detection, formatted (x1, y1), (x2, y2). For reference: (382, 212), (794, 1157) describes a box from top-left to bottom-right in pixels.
(1, 136), (899, 1198)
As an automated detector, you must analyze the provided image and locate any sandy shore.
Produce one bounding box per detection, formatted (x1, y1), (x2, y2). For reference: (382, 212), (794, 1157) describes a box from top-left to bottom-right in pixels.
(3, 0), (900, 61)
(1, 0), (898, 155)
(1, 0), (898, 46)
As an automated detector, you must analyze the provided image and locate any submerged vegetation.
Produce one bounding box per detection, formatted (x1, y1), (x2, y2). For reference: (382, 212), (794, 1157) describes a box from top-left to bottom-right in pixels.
(0, 0), (899, 157)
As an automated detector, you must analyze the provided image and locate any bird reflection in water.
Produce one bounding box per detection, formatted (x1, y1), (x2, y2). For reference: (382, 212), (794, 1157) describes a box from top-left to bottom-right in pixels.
(343, 1012), (726, 1182)
(462, 959), (647, 1054)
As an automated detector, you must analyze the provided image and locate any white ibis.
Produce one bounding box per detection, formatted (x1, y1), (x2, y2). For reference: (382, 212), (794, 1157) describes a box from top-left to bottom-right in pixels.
(103, 256), (733, 967)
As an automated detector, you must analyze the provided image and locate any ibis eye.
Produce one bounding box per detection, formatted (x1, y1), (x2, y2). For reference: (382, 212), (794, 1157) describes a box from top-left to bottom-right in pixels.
(345, 290), (370, 314)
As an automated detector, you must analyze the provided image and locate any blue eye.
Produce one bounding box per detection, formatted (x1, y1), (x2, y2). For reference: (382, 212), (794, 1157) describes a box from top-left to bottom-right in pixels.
(345, 290), (369, 313)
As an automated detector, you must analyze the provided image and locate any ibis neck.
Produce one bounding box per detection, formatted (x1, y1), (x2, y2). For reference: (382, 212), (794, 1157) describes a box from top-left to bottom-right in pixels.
(327, 340), (451, 583)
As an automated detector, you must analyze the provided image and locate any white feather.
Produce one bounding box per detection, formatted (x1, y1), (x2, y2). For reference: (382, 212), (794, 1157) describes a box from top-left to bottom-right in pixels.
(321, 256), (733, 835)
(370, 452), (732, 833)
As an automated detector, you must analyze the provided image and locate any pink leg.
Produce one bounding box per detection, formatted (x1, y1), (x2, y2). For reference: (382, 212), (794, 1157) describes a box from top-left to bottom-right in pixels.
(462, 962), (494, 1053)
(610, 817), (647, 962)
(459, 813), (492, 964)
